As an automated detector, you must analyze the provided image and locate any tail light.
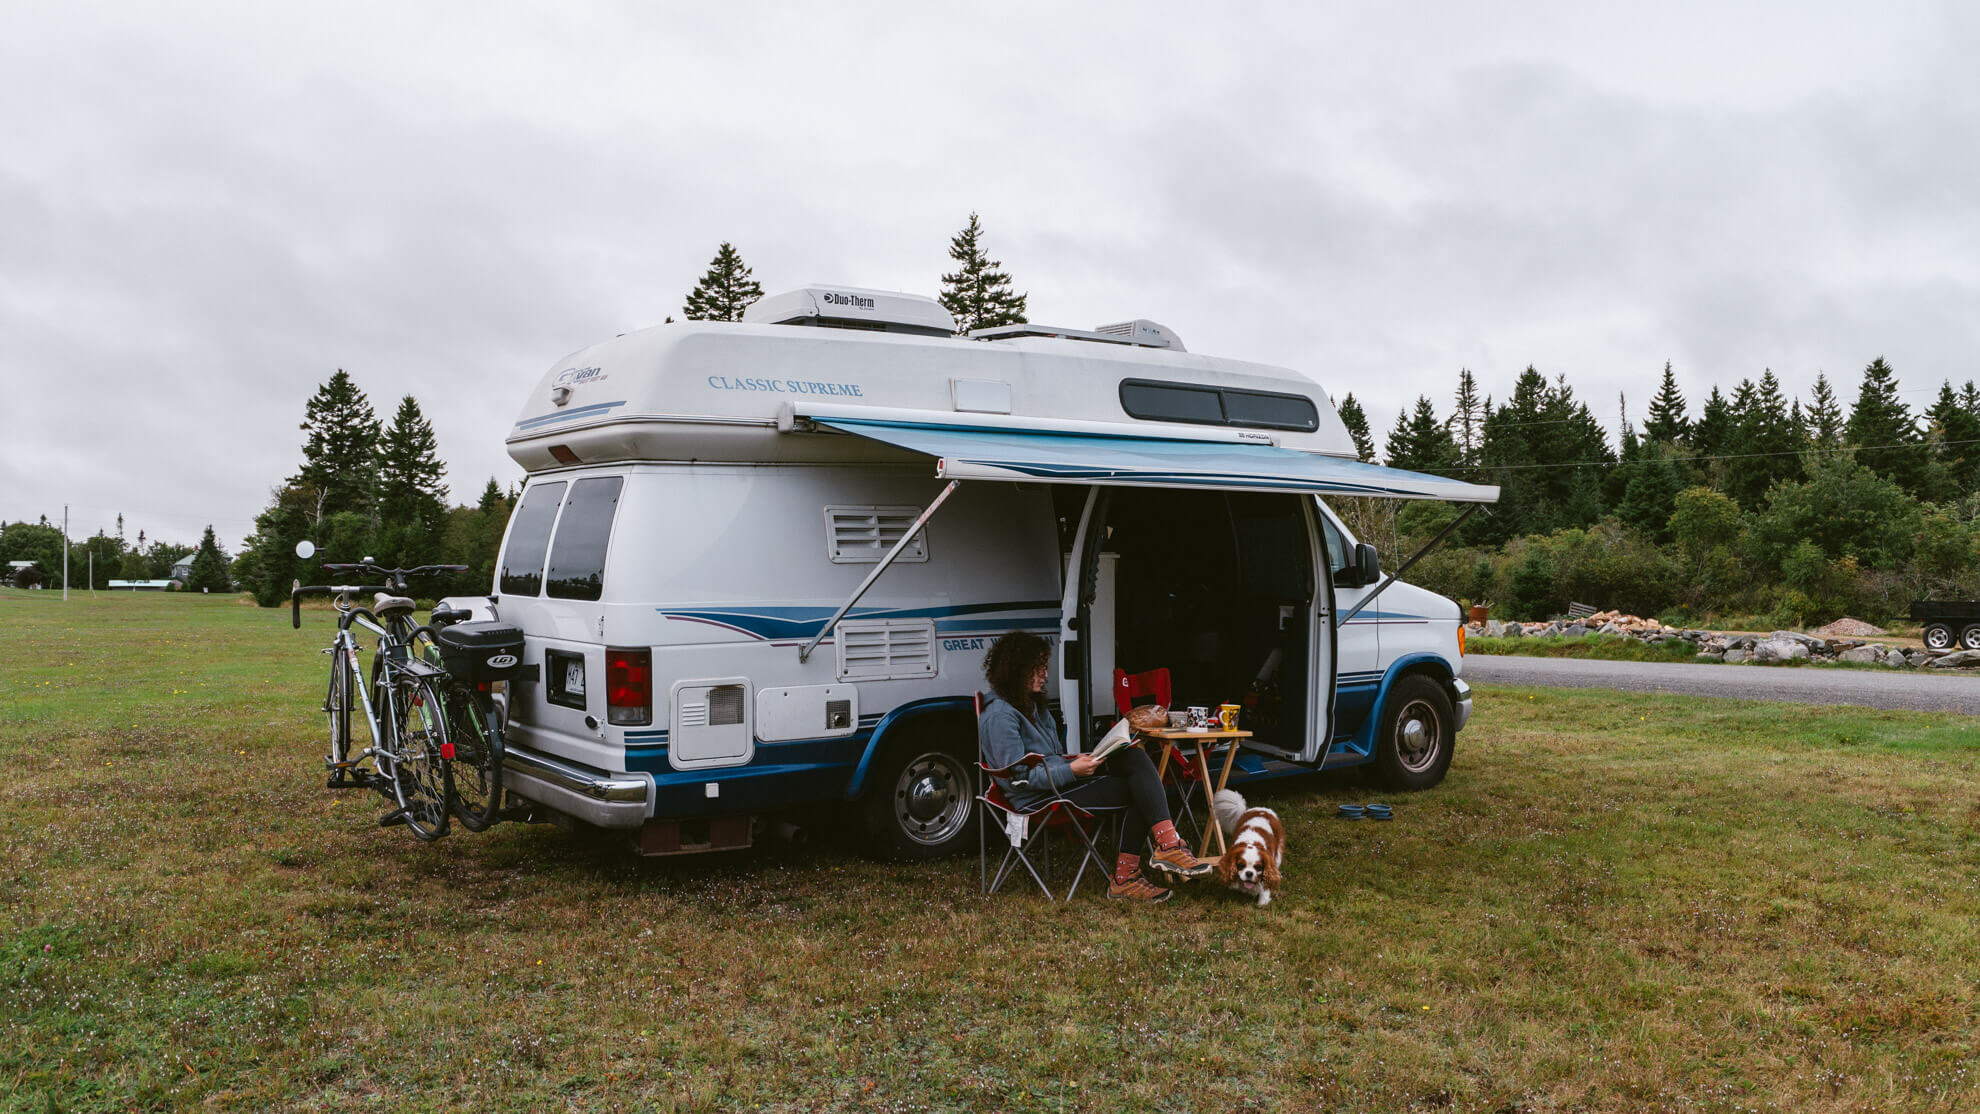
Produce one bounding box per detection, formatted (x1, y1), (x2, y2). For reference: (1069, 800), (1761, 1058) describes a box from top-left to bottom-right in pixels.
(606, 648), (652, 726)
(1458, 625), (1467, 656)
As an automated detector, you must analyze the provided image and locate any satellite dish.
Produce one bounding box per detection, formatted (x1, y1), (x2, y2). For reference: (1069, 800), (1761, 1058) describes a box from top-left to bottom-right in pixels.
(295, 540), (316, 559)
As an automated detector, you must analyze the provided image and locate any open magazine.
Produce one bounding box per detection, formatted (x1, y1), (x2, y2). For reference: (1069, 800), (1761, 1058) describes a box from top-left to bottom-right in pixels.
(1088, 717), (1143, 763)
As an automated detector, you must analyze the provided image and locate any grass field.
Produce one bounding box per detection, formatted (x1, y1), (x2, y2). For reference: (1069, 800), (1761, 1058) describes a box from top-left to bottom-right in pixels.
(4, 590), (1978, 1112)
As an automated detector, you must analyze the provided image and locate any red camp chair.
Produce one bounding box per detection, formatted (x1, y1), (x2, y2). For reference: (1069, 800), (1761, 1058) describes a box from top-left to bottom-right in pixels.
(1112, 667), (1205, 838)
(975, 692), (1119, 901)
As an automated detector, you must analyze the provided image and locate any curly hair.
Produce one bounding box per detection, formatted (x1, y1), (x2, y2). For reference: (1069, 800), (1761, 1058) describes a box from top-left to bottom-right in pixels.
(983, 630), (1052, 715)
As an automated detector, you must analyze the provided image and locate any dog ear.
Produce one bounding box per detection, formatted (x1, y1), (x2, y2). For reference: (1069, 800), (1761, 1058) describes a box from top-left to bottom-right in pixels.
(1260, 853), (1281, 890)
(1214, 851), (1238, 886)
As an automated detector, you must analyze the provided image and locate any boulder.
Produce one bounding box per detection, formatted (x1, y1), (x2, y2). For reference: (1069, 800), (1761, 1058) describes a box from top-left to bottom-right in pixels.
(1768, 630), (1824, 649)
(1561, 623), (1589, 638)
(1907, 650), (1938, 667)
(1753, 638), (1811, 663)
(1837, 645), (1881, 664)
(1483, 620), (1505, 637)
(1503, 623), (1524, 638)
(1723, 648), (1749, 663)
(1926, 650), (1980, 668)
(1695, 651), (1725, 662)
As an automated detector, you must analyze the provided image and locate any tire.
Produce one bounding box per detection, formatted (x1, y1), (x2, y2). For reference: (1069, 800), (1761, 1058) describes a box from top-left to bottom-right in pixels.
(1960, 626), (1980, 651)
(444, 685), (505, 831)
(1371, 674), (1456, 792)
(324, 658), (353, 771)
(385, 675), (453, 841)
(1924, 623), (1955, 651)
(861, 725), (978, 860)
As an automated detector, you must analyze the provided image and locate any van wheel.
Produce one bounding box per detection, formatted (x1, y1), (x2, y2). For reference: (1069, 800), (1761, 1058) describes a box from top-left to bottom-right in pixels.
(862, 732), (977, 860)
(1372, 675), (1455, 791)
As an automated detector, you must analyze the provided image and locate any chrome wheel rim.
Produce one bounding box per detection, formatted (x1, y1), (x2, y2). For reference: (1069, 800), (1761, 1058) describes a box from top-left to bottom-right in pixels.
(1927, 626), (1953, 650)
(1962, 628), (1980, 651)
(1394, 699), (1442, 774)
(894, 752), (970, 846)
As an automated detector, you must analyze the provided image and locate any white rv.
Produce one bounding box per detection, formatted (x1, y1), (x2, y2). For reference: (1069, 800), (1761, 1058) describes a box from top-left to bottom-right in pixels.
(469, 287), (1498, 856)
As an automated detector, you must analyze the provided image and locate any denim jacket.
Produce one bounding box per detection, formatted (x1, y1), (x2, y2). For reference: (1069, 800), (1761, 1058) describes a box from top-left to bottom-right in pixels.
(977, 692), (1072, 811)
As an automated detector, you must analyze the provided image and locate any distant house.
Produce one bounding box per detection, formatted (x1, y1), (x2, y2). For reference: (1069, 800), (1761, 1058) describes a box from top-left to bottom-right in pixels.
(170, 555), (195, 581)
(108, 580), (173, 591)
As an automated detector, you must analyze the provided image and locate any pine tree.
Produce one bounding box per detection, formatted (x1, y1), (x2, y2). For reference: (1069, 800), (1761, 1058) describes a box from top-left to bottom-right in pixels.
(1384, 396), (1459, 473)
(1473, 367), (1615, 542)
(1643, 362), (1689, 444)
(1925, 381), (1980, 496)
(1805, 372), (1844, 453)
(682, 242), (764, 322)
(1336, 394), (1375, 462)
(185, 526), (231, 593)
(938, 213), (1028, 333)
(292, 370), (381, 520)
(1845, 357), (1932, 496)
(1723, 370), (1804, 510)
(1448, 368), (1482, 465)
(1691, 387), (1734, 460)
(376, 395), (451, 566)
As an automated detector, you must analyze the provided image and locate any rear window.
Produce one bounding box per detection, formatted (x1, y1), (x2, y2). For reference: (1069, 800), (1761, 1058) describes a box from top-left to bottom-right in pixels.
(545, 476), (625, 601)
(1119, 381), (1224, 424)
(1222, 389), (1319, 432)
(498, 481), (566, 596)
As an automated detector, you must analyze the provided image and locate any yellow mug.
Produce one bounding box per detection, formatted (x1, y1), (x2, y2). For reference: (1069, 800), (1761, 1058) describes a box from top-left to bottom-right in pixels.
(1218, 704), (1240, 730)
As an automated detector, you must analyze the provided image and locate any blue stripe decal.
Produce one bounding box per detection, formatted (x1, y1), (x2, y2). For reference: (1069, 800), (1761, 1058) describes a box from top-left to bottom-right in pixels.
(513, 400), (628, 431)
(659, 600), (1060, 642)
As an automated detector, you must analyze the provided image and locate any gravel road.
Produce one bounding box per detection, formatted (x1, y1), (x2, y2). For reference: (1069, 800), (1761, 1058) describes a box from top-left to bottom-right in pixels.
(1462, 655), (1980, 714)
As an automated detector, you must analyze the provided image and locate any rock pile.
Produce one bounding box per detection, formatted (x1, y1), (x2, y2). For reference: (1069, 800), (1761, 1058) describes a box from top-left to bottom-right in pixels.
(1471, 610), (1970, 669)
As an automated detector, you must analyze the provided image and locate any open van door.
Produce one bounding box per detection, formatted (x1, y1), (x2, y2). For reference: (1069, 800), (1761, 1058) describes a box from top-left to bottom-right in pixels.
(1058, 487), (1105, 751)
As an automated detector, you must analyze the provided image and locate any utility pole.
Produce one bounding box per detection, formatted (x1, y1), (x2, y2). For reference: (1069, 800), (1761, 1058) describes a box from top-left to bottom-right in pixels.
(89, 549), (95, 595)
(62, 505), (69, 602)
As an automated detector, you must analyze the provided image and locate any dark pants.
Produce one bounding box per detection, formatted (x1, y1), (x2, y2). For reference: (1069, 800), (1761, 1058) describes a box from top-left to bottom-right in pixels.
(1059, 745), (1171, 856)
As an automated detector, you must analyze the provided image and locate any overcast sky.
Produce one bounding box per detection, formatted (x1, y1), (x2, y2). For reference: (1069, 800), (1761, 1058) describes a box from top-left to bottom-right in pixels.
(3, 2), (1975, 549)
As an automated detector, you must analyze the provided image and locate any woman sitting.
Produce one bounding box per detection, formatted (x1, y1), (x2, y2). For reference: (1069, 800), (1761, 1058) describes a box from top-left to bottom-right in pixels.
(977, 630), (1212, 903)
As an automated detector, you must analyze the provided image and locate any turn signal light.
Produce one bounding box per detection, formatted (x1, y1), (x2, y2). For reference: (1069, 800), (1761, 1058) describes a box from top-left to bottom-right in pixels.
(606, 648), (652, 726)
(1458, 625), (1466, 656)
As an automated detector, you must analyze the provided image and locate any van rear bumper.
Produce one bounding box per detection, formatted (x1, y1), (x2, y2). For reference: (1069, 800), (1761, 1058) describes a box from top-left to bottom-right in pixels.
(503, 744), (651, 828)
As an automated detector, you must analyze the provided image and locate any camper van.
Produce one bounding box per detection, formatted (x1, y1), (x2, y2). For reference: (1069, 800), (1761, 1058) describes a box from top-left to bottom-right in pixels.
(464, 287), (1498, 857)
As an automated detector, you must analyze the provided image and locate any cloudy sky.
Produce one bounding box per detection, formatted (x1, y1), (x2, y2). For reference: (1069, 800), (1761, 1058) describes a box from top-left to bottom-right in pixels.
(3, 2), (1974, 549)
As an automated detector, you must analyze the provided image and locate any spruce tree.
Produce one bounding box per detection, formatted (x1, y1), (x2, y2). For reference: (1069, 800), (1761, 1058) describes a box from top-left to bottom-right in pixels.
(292, 370), (381, 520)
(185, 526), (231, 593)
(1845, 357), (1931, 496)
(1805, 372), (1844, 452)
(1384, 396), (1458, 473)
(938, 213), (1028, 333)
(682, 242), (764, 322)
(1448, 368), (1482, 465)
(376, 395), (451, 565)
(1336, 394), (1376, 462)
(1643, 361), (1689, 444)
(1925, 381), (1980, 496)
(1723, 370), (1804, 510)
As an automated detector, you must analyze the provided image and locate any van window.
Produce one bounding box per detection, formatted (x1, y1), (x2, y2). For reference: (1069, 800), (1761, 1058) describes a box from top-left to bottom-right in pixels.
(1119, 378), (1320, 433)
(1318, 511), (1353, 581)
(1119, 381), (1224, 424)
(545, 476), (625, 601)
(499, 481), (566, 596)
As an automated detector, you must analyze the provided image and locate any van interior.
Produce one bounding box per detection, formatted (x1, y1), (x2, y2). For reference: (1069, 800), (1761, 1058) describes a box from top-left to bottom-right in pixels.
(1066, 488), (1324, 756)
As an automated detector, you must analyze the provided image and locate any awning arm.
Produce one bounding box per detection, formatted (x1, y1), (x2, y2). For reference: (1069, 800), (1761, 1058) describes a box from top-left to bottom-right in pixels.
(1337, 504), (1483, 626)
(799, 480), (962, 664)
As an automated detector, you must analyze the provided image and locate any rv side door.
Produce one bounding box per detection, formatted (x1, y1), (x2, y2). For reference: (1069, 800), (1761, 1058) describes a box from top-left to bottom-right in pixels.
(1056, 486), (1104, 752)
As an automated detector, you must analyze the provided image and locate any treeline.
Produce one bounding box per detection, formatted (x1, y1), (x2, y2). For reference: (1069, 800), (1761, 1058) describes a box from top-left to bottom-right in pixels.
(0, 515), (224, 591)
(234, 371), (516, 605)
(1338, 359), (1980, 624)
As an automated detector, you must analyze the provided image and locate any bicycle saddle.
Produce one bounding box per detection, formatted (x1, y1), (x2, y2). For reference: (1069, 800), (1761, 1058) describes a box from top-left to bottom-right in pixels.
(373, 592), (417, 617)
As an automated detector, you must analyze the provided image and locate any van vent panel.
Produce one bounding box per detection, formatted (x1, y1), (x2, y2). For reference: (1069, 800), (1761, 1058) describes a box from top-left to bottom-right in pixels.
(707, 685), (746, 726)
(680, 701), (708, 728)
(836, 619), (938, 681)
(825, 506), (929, 564)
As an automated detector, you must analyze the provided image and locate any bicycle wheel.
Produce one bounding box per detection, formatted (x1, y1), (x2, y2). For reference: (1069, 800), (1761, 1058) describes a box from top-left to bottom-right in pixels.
(444, 684), (504, 831)
(384, 674), (453, 841)
(323, 653), (366, 784)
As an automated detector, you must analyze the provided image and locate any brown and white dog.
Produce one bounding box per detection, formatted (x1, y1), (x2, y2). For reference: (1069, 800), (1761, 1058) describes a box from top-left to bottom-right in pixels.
(1212, 789), (1284, 906)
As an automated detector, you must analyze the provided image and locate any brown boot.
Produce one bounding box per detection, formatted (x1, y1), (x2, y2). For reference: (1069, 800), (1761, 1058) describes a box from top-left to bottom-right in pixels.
(1107, 872), (1173, 903)
(1146, 843), (1215, 880)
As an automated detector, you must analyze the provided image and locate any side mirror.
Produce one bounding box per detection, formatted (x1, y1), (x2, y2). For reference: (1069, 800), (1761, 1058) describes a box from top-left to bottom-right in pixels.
(294, 540), (316, 559)
(1355, 542), (1381, 587)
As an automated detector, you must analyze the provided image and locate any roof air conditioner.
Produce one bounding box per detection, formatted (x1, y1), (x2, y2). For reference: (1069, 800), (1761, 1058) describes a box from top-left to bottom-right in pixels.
(741, 286), (957, 337)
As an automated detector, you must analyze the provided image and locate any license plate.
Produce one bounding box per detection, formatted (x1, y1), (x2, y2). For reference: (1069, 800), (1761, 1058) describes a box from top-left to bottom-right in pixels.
(565, 661), (585, 696)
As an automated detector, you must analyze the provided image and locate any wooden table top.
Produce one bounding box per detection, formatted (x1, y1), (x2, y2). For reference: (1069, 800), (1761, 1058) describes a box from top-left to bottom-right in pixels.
(1142, 728), (1253, 740)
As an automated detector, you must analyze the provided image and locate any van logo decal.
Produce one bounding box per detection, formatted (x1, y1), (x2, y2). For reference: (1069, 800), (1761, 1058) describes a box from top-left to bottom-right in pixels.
(554, 366), (606, 386)
(486, 654), (519, 669)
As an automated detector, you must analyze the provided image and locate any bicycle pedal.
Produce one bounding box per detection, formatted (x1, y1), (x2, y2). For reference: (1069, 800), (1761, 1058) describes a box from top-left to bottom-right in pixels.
(377, 809), (409, 828)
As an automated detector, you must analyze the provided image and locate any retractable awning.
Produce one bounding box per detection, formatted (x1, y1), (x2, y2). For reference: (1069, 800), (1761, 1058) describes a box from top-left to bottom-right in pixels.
(814, 418), (1499, 502)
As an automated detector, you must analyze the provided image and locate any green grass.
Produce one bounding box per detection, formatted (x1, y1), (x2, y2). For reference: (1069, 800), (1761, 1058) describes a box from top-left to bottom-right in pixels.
(1467, 634), (1704, 662)
(4, 589), (1979, 1111)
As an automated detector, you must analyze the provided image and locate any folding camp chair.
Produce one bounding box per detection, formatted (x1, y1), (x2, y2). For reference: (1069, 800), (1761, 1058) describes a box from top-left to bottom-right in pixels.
(1112, 667), (1205, 840)
(975, 692), (1121, 901)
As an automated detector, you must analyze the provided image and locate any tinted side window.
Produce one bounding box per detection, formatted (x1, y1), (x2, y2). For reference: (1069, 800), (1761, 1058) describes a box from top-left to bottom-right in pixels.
(1318, 510), (1353, 579)
(1120, 381), (1224, 424)
(545, 476), (625, 601)
(1222, 389), (1320, 432)
(499, 481), (566, 596)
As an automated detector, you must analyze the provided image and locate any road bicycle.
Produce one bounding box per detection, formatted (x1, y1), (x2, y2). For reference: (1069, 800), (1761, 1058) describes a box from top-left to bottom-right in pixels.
(291, 558), (471, 840)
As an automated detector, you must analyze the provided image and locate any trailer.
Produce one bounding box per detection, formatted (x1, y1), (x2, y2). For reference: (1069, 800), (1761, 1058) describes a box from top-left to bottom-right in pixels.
(1909, 601), (1980, 651)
